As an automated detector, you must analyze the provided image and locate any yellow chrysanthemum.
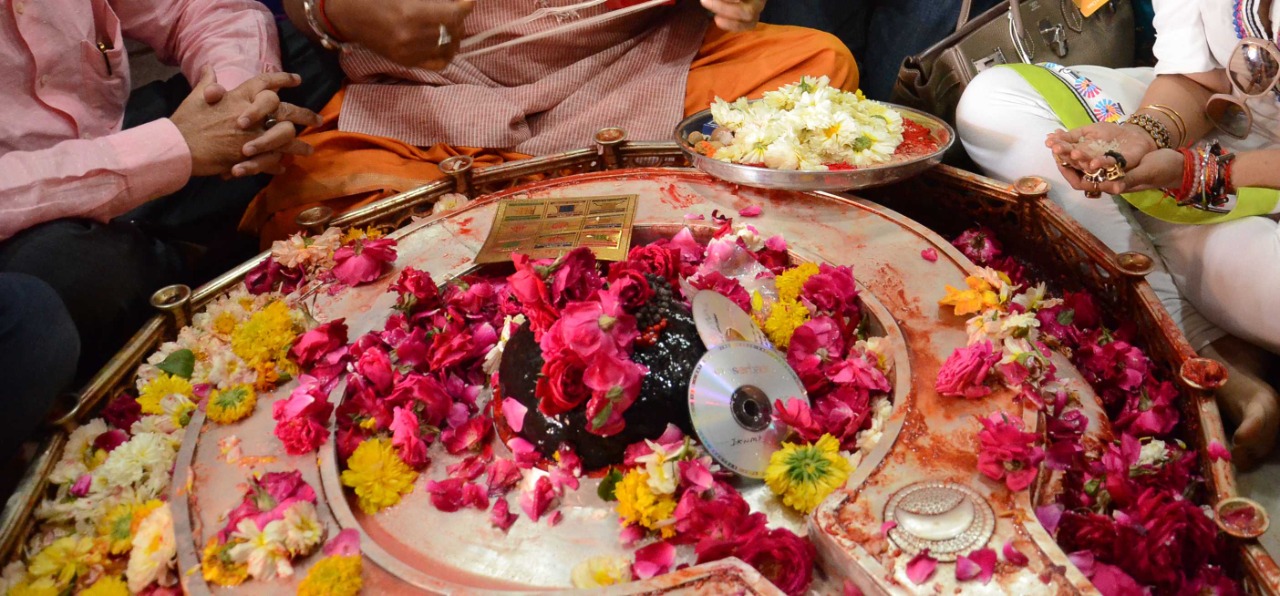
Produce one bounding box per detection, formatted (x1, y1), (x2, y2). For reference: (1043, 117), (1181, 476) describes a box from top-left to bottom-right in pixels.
(206, 385), (258, 425)
(765, 434), (852, 514)
(230, 300), (301, 375)
(938, 274), (1006, 317)
(79, 575), (129, 596)
(137, 374), (193, 416)
(297, 555), (363, 596)
(97, 499), (161, 555)
(27, 536), (104, 586)
(341, 226), (384, 245)
(570, 555), (631, 588)
(201, 539), (249, 587)
(775, 262), (820, 304)
(762, 299), (811, 349)
(211, 311), (239, 337)
(614, 469), (676, 538)
(340, 438), (418, 515)
(7, 577), (60, 596)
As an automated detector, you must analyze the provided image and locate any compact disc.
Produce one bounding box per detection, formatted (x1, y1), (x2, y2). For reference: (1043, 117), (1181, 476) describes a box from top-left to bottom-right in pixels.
(687, 342), (808, 478)
(691, 290), (770, 349)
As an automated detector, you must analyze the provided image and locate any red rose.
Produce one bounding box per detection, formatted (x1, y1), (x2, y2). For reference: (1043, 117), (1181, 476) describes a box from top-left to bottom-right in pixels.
(606, 270), (654, 312)
(290, 319), (349, 369)
(354, 345), (395, 394)
(390, 267), (440, 312)
(697, 526), (815, 596)
(509, 254), (559, 335)
(549, 247), (602, 307)
(620, 245), (680, 285)
(689, 272), (751, 312)
(332, 237), (397, 287)
(536, 355), (591, 415)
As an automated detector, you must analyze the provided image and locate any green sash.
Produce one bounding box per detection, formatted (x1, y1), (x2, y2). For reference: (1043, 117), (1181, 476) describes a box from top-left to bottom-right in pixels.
(1004, 63), (1279, 224)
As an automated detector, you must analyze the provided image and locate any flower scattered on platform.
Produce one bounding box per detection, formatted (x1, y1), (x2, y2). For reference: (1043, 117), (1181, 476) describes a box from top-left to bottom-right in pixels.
(955, 548), (996, 584)
(126, 503), (175, 592)
(571, 555), (631, 588)
(206, 385), (257, 424)
(136, 374), (192, 416)
(938, 269), (1012, 316)
(935, 340), (1001, 399)
(764, 434), (852, 513)
(79, 575), (129, 596)
(201, 539), (248, 587)
(615, 469), (677, 538)
(905, 550), (938, 585)
(298, 554), (363, 596)
(340, 438), (418, 515)
(977, 413), (1043, 492)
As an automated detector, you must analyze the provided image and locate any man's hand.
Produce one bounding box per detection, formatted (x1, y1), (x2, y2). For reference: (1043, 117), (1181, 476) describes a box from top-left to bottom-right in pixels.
(326, 0), (473, 70)
(171, 69), (321, 178)
(701, 0), (765, 32)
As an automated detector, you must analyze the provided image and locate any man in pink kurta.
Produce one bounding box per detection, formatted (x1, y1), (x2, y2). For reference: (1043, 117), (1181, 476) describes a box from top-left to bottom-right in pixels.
(0, 0), (324, 435)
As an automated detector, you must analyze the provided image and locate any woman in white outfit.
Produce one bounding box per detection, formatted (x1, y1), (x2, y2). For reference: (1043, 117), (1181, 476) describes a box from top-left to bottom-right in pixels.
(957, 0), (1280, 467)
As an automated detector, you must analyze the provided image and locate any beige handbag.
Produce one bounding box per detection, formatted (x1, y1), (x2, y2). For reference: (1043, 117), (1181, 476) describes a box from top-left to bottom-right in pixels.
(891, 0), (1135, 125)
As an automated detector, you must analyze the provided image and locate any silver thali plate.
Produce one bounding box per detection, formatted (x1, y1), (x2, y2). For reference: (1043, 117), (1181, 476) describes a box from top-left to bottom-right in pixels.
(673, 102), (955, 192)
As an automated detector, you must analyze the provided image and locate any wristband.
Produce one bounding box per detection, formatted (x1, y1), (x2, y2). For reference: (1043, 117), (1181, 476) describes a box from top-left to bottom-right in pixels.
(303, 0), (350, 52)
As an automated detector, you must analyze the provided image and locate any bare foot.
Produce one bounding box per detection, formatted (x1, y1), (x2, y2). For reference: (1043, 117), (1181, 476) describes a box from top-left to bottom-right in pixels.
(1202, 335), (1280, 471)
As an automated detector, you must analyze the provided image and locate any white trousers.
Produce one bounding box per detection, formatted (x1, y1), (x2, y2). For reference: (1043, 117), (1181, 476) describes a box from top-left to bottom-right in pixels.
(957, 65), (1280, 354)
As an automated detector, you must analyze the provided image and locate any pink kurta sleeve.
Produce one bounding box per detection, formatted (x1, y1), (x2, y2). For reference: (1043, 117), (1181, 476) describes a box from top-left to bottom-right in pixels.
(111, 0), (282, 90)
(0, 120), (192, 240)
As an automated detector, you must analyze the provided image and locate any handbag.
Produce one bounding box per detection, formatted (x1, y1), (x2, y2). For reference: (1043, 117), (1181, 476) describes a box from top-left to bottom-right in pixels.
(891, 0), (1135, 125)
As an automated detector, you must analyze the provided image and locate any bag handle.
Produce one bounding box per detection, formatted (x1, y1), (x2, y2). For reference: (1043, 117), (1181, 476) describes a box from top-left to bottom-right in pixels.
(956, 0), (1029, 50)
(955, 0), (974, 30)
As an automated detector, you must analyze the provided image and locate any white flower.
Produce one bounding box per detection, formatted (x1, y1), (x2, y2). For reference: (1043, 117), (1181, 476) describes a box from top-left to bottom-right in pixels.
(50, 420), (107, 485)
(1138, 439), (1170, 467)
(635, 439), (687, 495)
(855, 337), (893, 372)
(1012, 283), (1062, 312)
(280, 501), (325, 557)
(483, 314), (526, 375)
(130, 414), (180, 438)
(96, 432), (178, 500)
(999, 312), (1040, 339)
(432, 193), (472, 215)
(0, 560), (28, 595)
(731, 224), (764, 252)
(228, 519), (293, 581)
(856, 397), (893, 455)
(126, 503), (176, 592)
(570, 555), (631, 588)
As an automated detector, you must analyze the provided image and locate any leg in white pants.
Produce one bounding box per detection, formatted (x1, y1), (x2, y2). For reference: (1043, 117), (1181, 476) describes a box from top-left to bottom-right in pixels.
(955, 65), (1226, 351)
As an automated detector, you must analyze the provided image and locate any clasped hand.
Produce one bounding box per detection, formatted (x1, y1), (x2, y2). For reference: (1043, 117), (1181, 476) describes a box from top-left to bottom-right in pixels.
(170, 69), (323, 178)
(1045, 122), (1183, 196)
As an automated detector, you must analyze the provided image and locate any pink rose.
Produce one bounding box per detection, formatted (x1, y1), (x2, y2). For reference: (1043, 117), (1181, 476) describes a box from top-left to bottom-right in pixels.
(583, 353), (646, 436)
(390, 407), (430, 469)
(801, 263), (860, 321)
(976, 412), (1043, 492)
(632, 541), (676, 579)
(535, 355), (591, 416)
(290, 319), (349, 369)
(354, 345), (395, 395)
(332, 237), (397, 286)
(689, 272), (752, 313)
(441, 415), (492, 455)
(273, 415), (330, 456)
(606, 269), (654, 312)
(389, 267), (440, 312)
(101, 392), (142, 430)
(935, 341), (1001, 399)
(428, 328), (474, 372)
(951, 227), (1001, 265)
(509, 253), (559, 334)
(701, 528), (815, 596)
(549, 247), (602, 307)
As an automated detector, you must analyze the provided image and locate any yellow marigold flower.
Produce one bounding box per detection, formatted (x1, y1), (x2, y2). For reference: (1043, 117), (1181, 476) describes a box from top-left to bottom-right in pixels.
(775, 262), (820, 304)
(28, 536), (103, 586)
(938, 275), (1003, 317)
(137, 374), (193, 416)
(297, 555), (363, 596)
(765, 434), (852, 514)
(97, 499), (161, 555)
(762, 299), (810, 349)
(614, 469), (676, 538)
(201, 539), (249, 587)
(570, 555), (631, 588)
(7, 577), (60, 596)
(230, 300), (301, 373)
(206, 385), (257, 425)
(79, 575), (129, 596)
(340, 438), (418, 515)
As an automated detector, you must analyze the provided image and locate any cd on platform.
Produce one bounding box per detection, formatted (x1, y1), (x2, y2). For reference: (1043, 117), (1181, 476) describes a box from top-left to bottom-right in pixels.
(687, 341), (808, 478)
(691, 290), (770, 349)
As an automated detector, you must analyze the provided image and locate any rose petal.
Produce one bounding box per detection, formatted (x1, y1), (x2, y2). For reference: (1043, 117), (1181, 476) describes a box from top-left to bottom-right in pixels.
(905, 550), (937, 584)
(921, 248), (938, 262)
(879, 520), (897, 537)
(956, 548), (996, 584)
(1208, 439), (1232, 462)
(619, 524), (645, 546)
(632, 541), (676, 580)
(1003, 542), (1029, 566)
(842, 580), (864, 596)
(1035, 504), (1064, 535)
(738, 205), (762, 217)
(546, 510), (563, 527)
(684, 213), (706, 221)
(323, 529), (361, 557)
(679, 459), (714, 492)
(502, 398), (528, 434)
(490, 499), (517, 532)
(1067, 550), (1095, 577)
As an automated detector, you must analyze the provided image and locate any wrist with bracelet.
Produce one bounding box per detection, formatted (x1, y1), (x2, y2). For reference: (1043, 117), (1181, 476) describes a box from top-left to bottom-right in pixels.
(1165, 141), (1234, 208)
(1122, 112), (1173, 151)
(303, 0), (350, 52)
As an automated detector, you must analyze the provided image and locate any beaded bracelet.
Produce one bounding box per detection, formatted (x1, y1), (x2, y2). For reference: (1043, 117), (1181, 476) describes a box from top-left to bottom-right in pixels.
(1141, 105), (1187, 147)
(1123, 113), (1173, 150)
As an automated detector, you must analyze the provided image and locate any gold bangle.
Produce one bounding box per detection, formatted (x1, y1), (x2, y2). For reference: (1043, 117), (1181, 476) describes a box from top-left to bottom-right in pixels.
(1141, 104), (1187, 147)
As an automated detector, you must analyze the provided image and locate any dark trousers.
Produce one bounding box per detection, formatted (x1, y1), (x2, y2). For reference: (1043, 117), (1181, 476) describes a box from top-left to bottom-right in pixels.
(0, 21), (343, 398)
(0, 273), (79, 455)
(762, 0), (1001, 101)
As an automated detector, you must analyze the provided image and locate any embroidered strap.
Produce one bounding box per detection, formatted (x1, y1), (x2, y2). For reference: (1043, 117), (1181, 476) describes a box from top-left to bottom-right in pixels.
(1004, 63), (1280, 224)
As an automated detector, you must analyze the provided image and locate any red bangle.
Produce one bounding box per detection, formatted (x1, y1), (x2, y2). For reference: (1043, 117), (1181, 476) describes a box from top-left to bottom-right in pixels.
(316, 0), (347, 43)
(1175, 148), (1196, 202)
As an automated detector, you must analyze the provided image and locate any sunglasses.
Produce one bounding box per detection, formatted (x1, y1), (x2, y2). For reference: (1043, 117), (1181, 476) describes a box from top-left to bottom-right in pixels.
(1205, 37), (1280, 138)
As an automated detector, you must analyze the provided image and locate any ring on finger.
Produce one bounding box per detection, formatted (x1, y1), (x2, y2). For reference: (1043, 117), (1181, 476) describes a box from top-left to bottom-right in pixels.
(262, 114), (279, 131)
(437, 23), (452, 47)
(1085, 181), (1102, 198)
(1101, 163), (1125, 182)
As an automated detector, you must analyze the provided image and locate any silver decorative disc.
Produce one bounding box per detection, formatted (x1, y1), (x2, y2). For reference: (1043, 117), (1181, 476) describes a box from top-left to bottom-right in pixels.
(883, 481), (995, 561)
